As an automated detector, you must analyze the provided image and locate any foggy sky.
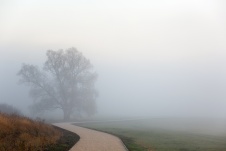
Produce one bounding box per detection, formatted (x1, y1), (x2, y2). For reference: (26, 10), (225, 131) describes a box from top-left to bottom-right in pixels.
(0, 0), (226, 117)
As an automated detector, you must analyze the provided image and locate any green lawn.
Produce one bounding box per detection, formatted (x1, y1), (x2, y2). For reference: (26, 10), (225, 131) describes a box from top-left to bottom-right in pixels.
(75, 119), (226, 151)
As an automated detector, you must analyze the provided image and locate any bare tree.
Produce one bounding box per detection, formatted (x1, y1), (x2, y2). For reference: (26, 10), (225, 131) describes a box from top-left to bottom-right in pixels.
(18, 48), (97, 120)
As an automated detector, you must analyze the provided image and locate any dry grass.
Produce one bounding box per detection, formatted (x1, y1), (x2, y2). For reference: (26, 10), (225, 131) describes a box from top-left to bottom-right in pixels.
(0, 112), (61, 151)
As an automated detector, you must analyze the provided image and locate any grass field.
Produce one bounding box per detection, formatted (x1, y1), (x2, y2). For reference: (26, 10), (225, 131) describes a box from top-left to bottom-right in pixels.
(76, 118), (226, 151)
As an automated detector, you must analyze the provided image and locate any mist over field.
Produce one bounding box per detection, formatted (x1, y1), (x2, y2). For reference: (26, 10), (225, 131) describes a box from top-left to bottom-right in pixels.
(1, 0), (226, 127)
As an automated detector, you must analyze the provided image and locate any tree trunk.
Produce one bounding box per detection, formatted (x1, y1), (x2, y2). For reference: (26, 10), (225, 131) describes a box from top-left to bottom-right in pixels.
(63, 109), (71, 121)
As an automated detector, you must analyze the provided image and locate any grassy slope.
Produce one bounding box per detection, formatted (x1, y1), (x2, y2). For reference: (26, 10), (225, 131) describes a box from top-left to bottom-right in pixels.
(45, 126), (80, 151)
(0, 113), (79, 151)
(76, 120), (226, 151)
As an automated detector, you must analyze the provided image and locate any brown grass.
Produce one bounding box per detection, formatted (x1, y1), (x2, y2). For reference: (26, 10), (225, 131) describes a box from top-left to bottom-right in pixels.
(0, 113), (61, 151)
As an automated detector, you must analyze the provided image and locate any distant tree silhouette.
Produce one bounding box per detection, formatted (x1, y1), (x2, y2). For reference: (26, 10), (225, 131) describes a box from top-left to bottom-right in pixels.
(0, 103), (22, 115)
(18, 48), (97, 120)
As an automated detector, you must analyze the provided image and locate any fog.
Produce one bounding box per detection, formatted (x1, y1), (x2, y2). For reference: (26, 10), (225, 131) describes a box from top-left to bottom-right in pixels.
(1, 0), (226, 121)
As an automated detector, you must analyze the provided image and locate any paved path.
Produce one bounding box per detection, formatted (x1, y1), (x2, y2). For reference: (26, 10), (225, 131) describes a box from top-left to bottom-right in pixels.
(53, 123), (127, 151)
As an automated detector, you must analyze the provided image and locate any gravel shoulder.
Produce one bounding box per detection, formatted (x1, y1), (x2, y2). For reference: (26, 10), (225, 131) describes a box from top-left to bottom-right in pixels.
(53, 123), (127, 151)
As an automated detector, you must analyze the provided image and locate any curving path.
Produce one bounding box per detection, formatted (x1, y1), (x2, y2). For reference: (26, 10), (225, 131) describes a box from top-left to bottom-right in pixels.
(53, 123), (127, 151)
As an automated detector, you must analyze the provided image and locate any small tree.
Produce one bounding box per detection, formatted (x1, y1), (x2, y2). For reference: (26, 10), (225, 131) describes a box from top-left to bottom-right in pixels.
(18, 48), (97, 120)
